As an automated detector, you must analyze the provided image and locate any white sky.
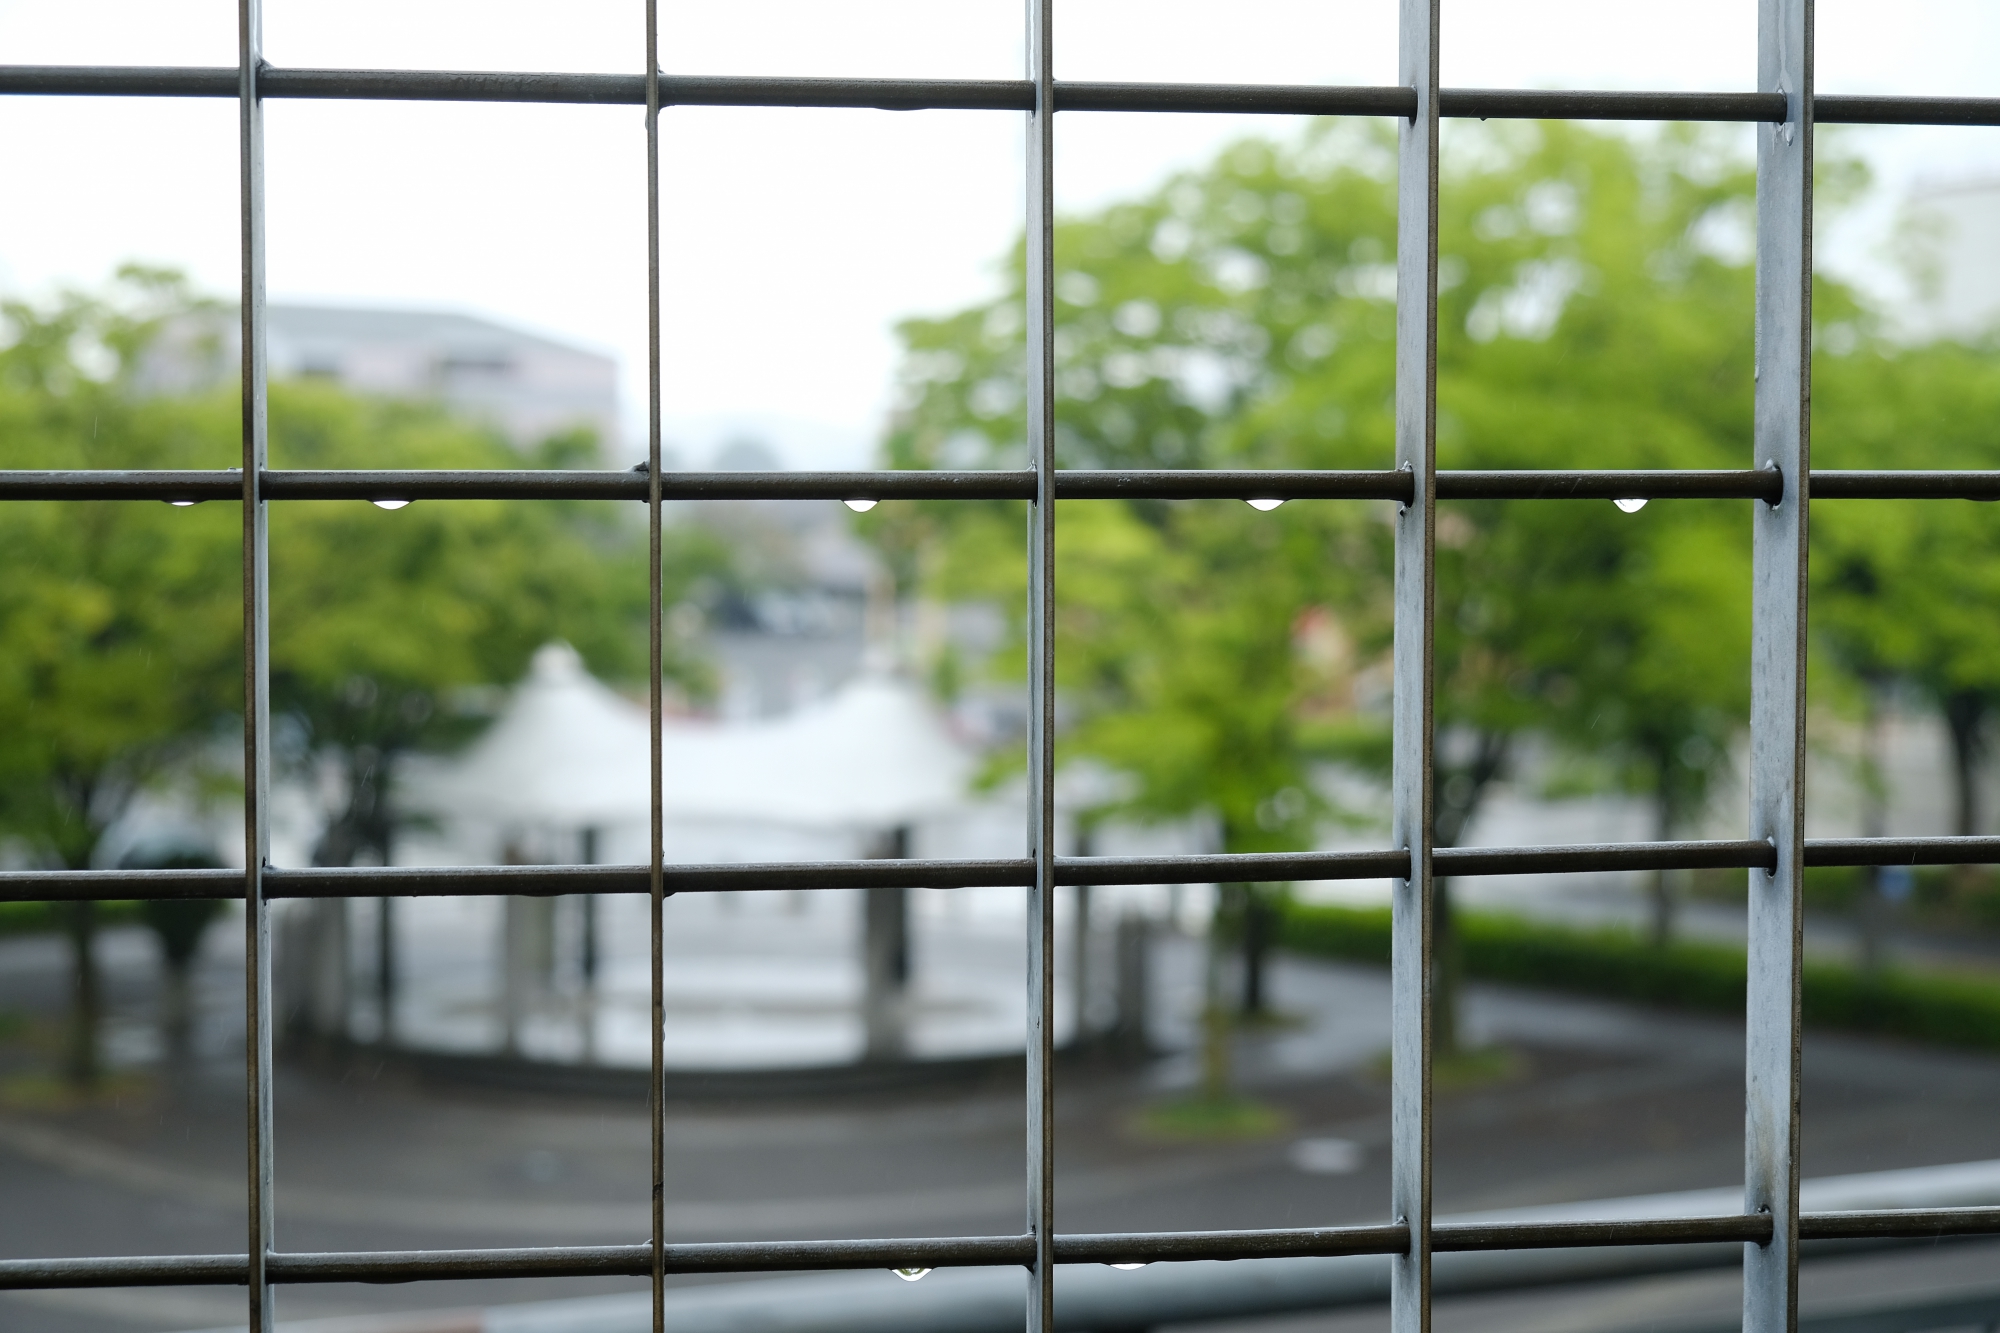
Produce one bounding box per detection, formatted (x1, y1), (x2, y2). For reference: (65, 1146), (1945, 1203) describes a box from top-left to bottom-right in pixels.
(3, 1), (1998, 467)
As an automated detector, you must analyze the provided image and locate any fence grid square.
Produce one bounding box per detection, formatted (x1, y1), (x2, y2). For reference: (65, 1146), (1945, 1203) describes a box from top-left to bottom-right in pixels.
(3, 3), (1999, 1330)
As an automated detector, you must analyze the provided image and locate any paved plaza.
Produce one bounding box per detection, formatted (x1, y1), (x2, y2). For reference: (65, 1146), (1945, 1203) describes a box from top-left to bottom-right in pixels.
(0, 914), (1998, 1333)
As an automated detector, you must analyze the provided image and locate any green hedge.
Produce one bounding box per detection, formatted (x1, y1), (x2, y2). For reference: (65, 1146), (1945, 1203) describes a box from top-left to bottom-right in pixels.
(0, 901), (143, 939)
(1279, 901), (2000, 1052)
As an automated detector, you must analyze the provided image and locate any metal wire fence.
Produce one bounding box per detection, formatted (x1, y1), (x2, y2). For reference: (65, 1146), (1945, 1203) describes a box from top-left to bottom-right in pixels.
(6, 2), (2000, 1330)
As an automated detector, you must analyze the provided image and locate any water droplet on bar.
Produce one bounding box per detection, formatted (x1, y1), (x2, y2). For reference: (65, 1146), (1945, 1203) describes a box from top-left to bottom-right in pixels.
(1245, 498), (1285, 511)
(1613, 498), (1647, 513)
(892, 1267), (932, 1282)
(168, 500), (198, 507)
(372, 499), (411, 510)
(1110, 1262), (1149, 1271)
(844, 499), (878, 512)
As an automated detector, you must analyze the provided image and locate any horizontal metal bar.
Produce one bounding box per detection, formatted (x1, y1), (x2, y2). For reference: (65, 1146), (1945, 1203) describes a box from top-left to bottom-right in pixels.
(8, 66), (1999, 126)
(1814, 94), (2000, 126)
(29, 1208), (2000, 1293)
(1433, 1215), (1772, 1251)
(14, 468), (2000, 505)
(1811, 471), (2000, 500)
(1060, 82), (1413, 117)
(0, 1237), (1035, 1290)
(1802, 836), (2000, 867)
(1437, 839), (1776, 877)
(1057, 1226), (1408, 1265)
(1443, 88), (1783, 122)
(28, 836), (2000, 902)
(1799, 1207), (2000, 1241)
(1058, 1215), (1768, 1264)
(0, 470), (251, 502)
(1056, 470), (1411, 501)
(1435, 470), (1782, 502)
(0, 470), (1034, 503)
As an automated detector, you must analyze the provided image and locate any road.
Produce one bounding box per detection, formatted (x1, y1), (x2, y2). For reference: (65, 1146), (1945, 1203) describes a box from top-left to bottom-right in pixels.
(0, 930), (1997, 1333)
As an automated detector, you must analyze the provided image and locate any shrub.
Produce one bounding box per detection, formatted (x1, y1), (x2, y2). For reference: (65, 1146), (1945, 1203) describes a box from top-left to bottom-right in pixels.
(1280, 900), (2000, 1051)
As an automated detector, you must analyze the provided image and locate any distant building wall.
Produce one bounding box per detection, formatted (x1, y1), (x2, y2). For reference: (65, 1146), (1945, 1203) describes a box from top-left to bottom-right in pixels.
(137, 304), (621, 456)
(1907, 178), (2000, 338)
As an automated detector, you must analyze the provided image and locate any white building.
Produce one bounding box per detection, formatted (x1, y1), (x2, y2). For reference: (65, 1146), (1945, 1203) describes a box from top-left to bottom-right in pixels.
(137, 304), (621, 455)
(1904, 177), (2000, 338)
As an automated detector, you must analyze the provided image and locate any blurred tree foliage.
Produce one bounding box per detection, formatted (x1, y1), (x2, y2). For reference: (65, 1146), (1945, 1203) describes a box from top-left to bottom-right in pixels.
(263, 393), (722, 867)
(1815, 343), (2000, 848)
(870, 119), (1940, 1050)
(0, 269), (241, 1085)
(0, 267), (723, 1082)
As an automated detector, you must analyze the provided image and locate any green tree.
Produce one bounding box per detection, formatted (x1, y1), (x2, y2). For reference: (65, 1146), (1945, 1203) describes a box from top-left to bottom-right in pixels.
(265, 390), (719, 869)
(0, 270), (241, 1086)
(1, 270), (722, 1082)
(877, 120), (1808, 1053)
(1816, 341), (2000, 850)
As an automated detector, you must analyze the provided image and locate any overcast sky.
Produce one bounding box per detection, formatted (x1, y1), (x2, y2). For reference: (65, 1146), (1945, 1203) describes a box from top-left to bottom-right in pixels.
(4, 1), (1997, 466)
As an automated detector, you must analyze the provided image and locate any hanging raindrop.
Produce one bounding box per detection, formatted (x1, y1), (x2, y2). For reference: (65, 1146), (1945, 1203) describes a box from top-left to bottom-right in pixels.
(1245, 498), (1285, 511)
(167, 499), (199, 507)
(892, 1267), (932, 1282)
(1613, 497), (1648, 513)
(844, 498), (878, 513)
(371, 499), (412, 510)
(1109, 1263), (1150, 1271)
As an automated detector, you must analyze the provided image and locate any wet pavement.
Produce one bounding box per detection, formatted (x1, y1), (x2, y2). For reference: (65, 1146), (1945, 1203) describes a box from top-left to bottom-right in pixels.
(1, 922), (1998, 1333)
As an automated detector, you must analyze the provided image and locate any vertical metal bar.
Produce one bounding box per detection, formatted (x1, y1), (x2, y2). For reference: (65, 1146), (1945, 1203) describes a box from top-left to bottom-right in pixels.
(645, 5), (666, 1333)
(1389, 1), (1440, 1331)
(1745, 2), (1812, 1330)
(1023, 0), (1058, 1327)
(237, 0), (274, 1329)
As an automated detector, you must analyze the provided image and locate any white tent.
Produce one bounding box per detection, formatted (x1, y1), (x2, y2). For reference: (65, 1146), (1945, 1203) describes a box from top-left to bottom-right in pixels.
(419, 642), (974, 855)
(659, 674), (973, 830)
(424, 641), (655, 828)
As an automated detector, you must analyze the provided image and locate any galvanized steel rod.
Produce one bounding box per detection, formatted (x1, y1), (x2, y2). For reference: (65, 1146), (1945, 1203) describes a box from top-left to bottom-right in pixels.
(1390, 3), (1441, 1330)
(48, 834), (2000, 902)
(14, 1196), (2000, 1293)
(59, 1208), (2000, 1291)
(24, 466), (2000, 503)
(1023, 1), (1058, 1328)
(644, 7), (666, 1333)
(235, 2), (276, 1330)
(8, 65), (2000, 126)
(0, 1217), (1794, 1290)
(1745, 2), (1813, 1328)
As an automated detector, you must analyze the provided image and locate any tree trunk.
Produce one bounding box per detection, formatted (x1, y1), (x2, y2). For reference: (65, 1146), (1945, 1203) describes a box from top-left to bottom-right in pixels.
(160, 957), (194, 1063)
(1945, 691), (1986, 839)
(1113, 910), (1151, 1060)
(60, 901), (100, 1089)
(1073, 822), (1094, 1042)
(1431, 877), (1462, 1059)
(1428, 729), (1509, 1059)
(1858, 681), (1892, 970)
(1944, 690), (1987, 894)
(1648, 757), (1678, 947)
(1200, 911), (1231, 1102)
(1239, 885), (1273, 1018)
(862, 826), (912, 1062)
(375, 896), (396, 1047)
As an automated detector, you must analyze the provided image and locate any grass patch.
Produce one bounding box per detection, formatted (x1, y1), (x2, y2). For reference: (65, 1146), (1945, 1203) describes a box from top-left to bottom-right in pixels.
(1280, 901), (2000, 1053)
(0, 1070), (156, 1112)
(1434, 1044), (1528, 1090)
(1132, 1096), (1292, 1142)
(1363, 1044), (1529, 1091)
